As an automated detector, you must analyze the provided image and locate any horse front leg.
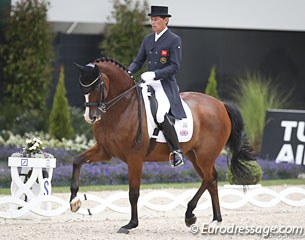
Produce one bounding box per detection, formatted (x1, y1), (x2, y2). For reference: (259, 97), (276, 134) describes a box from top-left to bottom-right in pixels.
(118, 159), (143, 234)
(70, 154), (86, 212)
(70, 145), (110, 212)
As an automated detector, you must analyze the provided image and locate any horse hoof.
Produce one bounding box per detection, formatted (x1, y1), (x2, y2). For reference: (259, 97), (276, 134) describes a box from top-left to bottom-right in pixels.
(210, 220), (221, 226)
(185, 215), (197, 227)
(117, 228), (130, 234)
(70, 197), (81, 212)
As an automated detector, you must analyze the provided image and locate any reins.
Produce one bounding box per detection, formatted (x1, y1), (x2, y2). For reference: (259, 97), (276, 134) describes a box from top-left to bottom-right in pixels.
(79, 58), (144, 147)
(99, 79), (143, 148)
(98, 80), (143, 113)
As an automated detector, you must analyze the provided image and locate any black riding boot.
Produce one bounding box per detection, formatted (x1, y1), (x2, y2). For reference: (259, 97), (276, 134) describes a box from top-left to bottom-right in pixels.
(159, 114), (185, 167)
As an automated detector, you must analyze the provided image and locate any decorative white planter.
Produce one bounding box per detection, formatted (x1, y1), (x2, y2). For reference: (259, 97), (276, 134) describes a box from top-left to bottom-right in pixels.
(8, 157), (56, 210)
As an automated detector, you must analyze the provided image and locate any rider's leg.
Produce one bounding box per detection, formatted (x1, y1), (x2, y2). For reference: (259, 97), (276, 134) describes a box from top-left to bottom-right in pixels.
(152, 81), (184, 167)
(158, 114), (184, 167)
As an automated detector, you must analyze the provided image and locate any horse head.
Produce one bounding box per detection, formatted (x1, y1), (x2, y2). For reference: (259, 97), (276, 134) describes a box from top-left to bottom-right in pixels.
(74, 58), (137, 124)
(74, 62), (109, 124)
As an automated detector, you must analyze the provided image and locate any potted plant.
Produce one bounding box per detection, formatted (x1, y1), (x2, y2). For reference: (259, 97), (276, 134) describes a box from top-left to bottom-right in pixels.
(225, 161), (263, 191)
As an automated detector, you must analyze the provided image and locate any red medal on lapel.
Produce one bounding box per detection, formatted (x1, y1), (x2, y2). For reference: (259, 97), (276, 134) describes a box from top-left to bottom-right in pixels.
(161, 50), (168, 57)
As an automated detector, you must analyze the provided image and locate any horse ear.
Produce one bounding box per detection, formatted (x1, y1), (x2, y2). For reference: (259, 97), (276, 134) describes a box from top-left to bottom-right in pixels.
(73, 62), (85, 72)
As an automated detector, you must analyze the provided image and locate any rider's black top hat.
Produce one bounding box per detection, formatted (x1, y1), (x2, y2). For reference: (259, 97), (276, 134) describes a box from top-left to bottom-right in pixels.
(148, 6), (172, 18)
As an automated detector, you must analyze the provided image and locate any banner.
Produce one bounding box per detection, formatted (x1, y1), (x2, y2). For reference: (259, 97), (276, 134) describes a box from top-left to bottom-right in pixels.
(260, 109), (305, 165)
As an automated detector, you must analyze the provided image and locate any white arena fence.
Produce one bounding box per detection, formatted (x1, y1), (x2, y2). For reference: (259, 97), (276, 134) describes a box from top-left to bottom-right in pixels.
(2, 156), (305, 219)
(1, 185), (305, 219)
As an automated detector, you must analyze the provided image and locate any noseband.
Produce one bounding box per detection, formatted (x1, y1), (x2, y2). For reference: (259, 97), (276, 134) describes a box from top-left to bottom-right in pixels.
(80, 72), (142, 114)
(80, 74), (107, 112)
(79, 65), (143, 146)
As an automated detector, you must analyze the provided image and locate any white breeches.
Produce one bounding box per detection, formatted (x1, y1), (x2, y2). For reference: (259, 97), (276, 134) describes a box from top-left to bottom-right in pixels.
(149, 80), (170, 123)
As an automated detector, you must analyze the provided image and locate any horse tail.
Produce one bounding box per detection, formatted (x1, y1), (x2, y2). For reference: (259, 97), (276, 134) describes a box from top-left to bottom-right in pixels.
(224, 103), (256, 181)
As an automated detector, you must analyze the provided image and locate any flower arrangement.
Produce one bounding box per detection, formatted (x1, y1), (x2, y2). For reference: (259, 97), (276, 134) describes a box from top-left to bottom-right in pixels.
(23, 138), (44, 157)
(10, 137), (54, 159)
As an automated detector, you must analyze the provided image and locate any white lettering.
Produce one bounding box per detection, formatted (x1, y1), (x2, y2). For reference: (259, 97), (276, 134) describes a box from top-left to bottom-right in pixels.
(297, 121), (305, 142)
(295, 145), (304, 165)
(275, 144), (294, 163)
(281, 121), (297, 141)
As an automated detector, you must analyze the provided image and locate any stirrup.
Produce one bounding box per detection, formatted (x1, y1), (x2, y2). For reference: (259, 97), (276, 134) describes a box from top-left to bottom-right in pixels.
(169, 150), (184, 168)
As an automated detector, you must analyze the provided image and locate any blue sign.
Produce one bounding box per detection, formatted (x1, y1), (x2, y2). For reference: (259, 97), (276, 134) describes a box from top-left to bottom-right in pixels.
(21, 158), (28, 166)
(43, 179), (50, 195)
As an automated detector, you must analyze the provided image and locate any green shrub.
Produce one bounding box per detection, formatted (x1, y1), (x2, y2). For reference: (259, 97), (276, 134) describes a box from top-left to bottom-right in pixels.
(205, 65), (220, 99)
(0, 101), (49, 134)
(232, 72), (292, 152)
(48, 66), (74, 139)
(100, 0), (149, 68)
(226, 161), (263, 185)
(70, 107), (93, 140)
(0, 0), (53, 110)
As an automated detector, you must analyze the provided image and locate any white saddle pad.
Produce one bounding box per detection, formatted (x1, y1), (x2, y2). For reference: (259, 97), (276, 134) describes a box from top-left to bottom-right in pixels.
(141, 84), (193, 143)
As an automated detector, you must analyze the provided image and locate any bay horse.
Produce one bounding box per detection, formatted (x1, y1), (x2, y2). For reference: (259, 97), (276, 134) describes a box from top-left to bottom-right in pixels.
(70, 57), (256, 233)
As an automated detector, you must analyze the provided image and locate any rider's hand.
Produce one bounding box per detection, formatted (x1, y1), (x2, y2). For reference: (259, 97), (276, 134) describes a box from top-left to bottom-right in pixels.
(141, 71), (156, 84)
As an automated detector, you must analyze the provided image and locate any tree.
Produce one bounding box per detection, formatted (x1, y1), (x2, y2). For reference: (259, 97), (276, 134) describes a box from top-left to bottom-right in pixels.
(48, 66), (74, 140)
(0, 0), (53, 109)
(100, 0), (149, 68)
(205, 66), (220, 99)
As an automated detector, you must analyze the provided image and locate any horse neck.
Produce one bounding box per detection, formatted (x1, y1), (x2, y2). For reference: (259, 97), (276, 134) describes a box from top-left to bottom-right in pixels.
(99, 61), (135, 98)
(98, 61), (138, 120)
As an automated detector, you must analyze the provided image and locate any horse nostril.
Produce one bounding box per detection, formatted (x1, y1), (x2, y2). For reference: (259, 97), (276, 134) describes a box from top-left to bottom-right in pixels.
(91, 116), (96, 123)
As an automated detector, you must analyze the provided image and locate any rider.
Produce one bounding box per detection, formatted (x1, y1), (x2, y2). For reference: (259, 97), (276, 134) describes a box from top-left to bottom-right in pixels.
(128, 6), (186, 167)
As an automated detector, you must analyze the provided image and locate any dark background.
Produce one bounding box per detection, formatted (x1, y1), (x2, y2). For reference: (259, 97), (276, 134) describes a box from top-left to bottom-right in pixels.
(1, 25), (305, 109)
(50, 27), (305, 109)
(260, 110), (305, 165)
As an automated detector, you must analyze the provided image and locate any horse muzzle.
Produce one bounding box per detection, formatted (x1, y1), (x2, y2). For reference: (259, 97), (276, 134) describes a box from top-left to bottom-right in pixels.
(84, 109), (100, 124)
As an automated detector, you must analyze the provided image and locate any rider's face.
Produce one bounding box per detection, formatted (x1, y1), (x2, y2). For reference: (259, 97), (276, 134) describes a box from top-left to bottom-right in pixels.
(151, 16), (168, 34)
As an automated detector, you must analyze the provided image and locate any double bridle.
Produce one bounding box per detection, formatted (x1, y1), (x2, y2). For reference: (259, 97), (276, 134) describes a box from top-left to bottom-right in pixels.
(80, 72), (142, 113)
(79, 69), (144, 146)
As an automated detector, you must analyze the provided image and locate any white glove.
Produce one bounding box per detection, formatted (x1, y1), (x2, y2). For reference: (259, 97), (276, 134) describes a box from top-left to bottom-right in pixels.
(141, 71), (156, 85)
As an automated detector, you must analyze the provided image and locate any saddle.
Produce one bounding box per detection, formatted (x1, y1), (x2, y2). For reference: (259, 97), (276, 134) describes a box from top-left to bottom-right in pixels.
(147, 85), (176, 127)
(141, 83), (193, 147)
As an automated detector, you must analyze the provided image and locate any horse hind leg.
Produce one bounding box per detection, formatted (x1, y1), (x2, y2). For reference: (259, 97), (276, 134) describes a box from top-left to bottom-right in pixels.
(185, 153), (222, 226)
(185, 151), (208, 226)
(185, 181), (208, 227)
(207, 167), (222, 222)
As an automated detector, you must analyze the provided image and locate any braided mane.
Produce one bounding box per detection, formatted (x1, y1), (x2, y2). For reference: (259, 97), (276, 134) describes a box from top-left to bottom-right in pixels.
(94, 57), (136, 81)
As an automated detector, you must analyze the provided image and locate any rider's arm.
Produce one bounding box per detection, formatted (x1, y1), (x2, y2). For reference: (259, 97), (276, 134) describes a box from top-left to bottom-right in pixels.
(128, 39), (147, 74)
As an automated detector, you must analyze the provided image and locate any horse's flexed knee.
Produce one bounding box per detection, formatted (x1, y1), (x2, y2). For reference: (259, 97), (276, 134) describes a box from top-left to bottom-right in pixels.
(71, 59), (256, 233)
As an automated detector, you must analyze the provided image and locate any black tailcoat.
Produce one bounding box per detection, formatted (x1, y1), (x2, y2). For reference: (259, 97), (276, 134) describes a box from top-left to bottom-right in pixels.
(128, 29), (186, 119)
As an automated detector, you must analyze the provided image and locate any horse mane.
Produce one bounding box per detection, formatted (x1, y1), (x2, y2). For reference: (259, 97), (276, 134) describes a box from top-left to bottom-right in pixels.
(94, 57), (136, 82)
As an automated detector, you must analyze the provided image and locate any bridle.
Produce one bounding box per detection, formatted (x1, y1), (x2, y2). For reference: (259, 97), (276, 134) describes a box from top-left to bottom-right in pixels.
(79, 66), (144, 146)
(79, 74), (107, 112)
(80, 72), (143, 114)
